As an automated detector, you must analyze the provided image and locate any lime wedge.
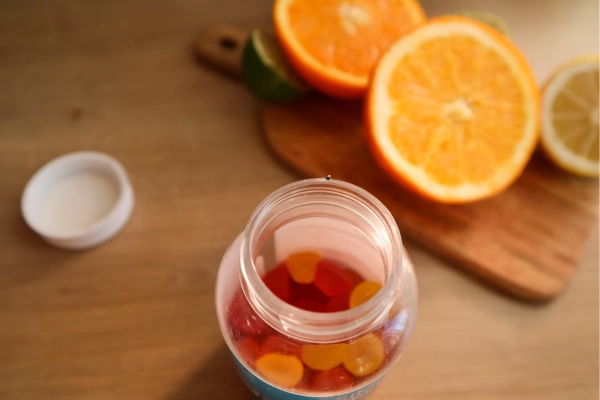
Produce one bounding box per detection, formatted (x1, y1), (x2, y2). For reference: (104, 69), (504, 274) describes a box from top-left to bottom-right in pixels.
(458, 11), (510, 37)
(242, 29), (310, 103)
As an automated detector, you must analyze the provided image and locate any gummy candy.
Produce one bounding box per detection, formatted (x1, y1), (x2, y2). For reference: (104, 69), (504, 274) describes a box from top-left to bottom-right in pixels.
(342, 268), (365, 287)
(311, 367), (353, 391)
(314, 260), (353, 297)
(324, 291), (351, 313)
(227, 290), (268, 336)
(256, 353), (304, 388)
(290, 282), (329, 305)
(349, 281), (382, 309)
(261, 335), (302, 358)
(343, 334), (384, 377)
(286, 252), (321, 284)
(301, 343), (346, 371)
(236, 337), (261, 367)
(262, 263), (291, 302)
(292, 298), (326, 312)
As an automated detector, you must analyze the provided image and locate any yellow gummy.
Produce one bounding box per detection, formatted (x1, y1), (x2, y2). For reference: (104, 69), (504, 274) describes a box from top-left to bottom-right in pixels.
(256, 353), (304, 388)
(343, 334), (385, 377)
(286, 252), (321, 284)
(301, 343), (346, 371)
(349, 281), (382, 309)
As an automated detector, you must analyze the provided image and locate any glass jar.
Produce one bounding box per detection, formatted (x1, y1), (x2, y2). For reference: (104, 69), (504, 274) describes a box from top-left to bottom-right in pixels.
(215, 178), (417, 399)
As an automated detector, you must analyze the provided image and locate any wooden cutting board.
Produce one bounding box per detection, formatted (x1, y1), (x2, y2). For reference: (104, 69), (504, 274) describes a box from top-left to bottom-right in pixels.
(196, 25), (599, 301)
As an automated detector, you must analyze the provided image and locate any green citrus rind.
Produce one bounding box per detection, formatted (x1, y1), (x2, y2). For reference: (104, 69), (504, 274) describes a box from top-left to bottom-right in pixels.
(242, 29), (310, 103)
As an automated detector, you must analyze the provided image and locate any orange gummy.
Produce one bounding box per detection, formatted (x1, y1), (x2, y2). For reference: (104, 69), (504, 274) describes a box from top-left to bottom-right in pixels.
(286, 252), (321, 284)
(349, 281), (382, 309)
(256, 353), (304, 388)
(301, 343), (346, 371)
(343, 334), (385, 377)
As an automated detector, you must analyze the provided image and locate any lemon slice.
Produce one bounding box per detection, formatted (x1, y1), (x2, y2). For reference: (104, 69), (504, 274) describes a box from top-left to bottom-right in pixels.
(541, 55), (599, 177)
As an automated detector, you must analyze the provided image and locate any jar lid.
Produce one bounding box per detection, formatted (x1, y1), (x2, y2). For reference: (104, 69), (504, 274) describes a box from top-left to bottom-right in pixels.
(21, 151), (135, 250)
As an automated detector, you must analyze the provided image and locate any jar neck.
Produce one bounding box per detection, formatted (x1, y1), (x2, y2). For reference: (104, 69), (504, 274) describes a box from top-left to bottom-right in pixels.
(239, 178), (403, 343)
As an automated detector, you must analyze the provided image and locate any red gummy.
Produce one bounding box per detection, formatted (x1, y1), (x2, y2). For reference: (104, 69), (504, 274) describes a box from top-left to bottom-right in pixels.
(260, 334), (302, 358)
(292, 298), (326, 312)
(311, 367), (354, 391)
(262, 263), (291, 302)
(290, 282), (329, 305)
(227, 290), (268, 336)
(324, 268), (363, 312)
(237, 337), (261, 368)
(314, 261), (353, 297)
(325, 291), (351, 312)
(342, 268), (365, 287)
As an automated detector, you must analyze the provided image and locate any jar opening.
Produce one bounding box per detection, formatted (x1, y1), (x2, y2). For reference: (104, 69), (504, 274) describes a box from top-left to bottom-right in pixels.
(240, 178), (403, 343)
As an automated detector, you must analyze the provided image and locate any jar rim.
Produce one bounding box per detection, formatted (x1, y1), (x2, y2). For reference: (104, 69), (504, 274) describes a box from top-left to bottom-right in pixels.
(240, 178), (403, 343)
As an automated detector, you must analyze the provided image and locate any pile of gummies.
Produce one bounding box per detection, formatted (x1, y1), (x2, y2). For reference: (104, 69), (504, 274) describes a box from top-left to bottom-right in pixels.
(227, 251), (400, 393)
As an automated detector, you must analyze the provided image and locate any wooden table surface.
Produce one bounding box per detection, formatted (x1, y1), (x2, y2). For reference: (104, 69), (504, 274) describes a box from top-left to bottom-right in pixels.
(0, 1), (598, 399)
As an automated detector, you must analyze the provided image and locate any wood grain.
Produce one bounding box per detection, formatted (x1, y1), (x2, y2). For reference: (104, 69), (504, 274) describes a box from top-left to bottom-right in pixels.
(0, 1), (598, 400)
(264, 97), (598, 301)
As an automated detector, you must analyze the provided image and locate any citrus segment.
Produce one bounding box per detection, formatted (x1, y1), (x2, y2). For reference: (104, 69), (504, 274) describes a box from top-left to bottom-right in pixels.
(274, 0), (426, 98)
(367, 16), (540, 203)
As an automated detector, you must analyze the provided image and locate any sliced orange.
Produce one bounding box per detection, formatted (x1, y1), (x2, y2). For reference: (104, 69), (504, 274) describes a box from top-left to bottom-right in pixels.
(366, 16), (540, 203)
(273, 0), (426, 98)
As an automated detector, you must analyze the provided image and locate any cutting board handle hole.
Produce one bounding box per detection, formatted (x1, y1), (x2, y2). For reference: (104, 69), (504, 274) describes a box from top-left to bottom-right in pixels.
(219, 37), (238, 50)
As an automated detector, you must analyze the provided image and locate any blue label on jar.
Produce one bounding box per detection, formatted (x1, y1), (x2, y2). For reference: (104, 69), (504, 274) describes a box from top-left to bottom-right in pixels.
(231, 354), (382, 400)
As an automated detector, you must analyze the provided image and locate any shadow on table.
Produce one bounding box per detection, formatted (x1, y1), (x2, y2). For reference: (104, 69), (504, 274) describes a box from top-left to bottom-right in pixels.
(164, 344), (256, 400)
(1, 202), (83, 287)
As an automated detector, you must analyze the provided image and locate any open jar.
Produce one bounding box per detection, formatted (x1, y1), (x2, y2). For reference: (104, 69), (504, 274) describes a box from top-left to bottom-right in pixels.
(215, 178), (417, 399)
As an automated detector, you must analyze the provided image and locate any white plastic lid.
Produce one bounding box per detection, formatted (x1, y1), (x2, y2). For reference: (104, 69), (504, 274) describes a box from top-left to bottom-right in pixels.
(21, 151), (135, 250)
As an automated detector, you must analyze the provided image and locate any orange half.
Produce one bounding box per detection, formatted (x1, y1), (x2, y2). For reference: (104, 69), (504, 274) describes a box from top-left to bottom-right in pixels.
(366, 16), (540, 203)
(273, 0), (426, 98)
